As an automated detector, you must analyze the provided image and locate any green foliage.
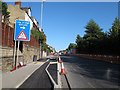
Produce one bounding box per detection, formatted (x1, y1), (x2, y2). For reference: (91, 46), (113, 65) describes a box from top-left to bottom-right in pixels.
(74, 18), (120, 55)
(1, 2), (10, 23)
(83, 19), (104, 40)
(47, 46), (53, 53)
(75, 34), (82, 44)
(108, 18), (120, 40)
(31, 28), (46, 43)
(67, 43), (76, 50)
(31, 28), (49, 52)
(1, 2), (7, 15)
(2, 2), (9, 15)
(106, 17), (120, 55)
(31, 29), (40, 39)
(0, 1), (2, 12)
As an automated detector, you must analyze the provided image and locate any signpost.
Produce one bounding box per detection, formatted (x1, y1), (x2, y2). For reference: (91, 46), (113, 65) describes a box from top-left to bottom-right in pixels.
(14, 20), (30, 41)
(13, 20), (30, 68)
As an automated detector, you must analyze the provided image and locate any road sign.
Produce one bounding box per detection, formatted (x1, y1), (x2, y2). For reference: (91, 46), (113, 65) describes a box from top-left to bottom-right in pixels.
(17, 30), (28, 40)
(14, 20), (30, 41)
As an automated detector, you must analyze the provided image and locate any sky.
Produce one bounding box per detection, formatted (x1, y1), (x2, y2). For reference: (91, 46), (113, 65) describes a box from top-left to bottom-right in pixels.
(6, 2), (119, 52)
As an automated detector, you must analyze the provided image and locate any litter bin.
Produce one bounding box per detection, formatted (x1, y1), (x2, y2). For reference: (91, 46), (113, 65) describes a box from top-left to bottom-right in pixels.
(33, 55), (37, 61)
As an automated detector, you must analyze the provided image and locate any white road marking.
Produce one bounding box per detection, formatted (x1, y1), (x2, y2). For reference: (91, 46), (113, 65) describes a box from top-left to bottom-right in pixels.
(88, 82), (95, 88)
(73, 68), (77, 72)
(45, 62), (59, 88)
(76, 66), (81, 69)
(15, 60), (49, 88)
(80, 75), (84, 78)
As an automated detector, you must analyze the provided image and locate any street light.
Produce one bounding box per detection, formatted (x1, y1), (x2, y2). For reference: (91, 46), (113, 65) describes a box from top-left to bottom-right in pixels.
(40, 0), (46, 28)
(40, 0), (46, 59)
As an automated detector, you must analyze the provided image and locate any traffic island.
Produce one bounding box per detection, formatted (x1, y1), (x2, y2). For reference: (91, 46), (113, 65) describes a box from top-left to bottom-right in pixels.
(47, 63), (58, 85)
(17, 61), (54, 89)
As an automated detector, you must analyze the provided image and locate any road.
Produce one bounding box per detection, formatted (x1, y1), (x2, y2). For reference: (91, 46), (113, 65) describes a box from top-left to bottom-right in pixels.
(61, 55), (120, 88)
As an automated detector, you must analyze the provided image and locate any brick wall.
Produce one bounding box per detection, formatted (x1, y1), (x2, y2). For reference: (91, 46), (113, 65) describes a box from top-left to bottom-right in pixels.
(0, 27), (1, 45)
(73, 54), (120, 64)
(2, 22), (40, 48)
(2, 23), (14, 48)
(24, 35), (39, 48)
(1, 22), (40, 72)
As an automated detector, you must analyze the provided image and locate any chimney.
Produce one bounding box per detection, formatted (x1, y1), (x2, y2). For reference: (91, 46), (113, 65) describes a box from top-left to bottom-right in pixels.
(15, 0), (21, 8)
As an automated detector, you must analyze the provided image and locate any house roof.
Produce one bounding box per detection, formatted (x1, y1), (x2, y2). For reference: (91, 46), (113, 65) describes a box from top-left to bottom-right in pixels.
(21, 7), (31, 14)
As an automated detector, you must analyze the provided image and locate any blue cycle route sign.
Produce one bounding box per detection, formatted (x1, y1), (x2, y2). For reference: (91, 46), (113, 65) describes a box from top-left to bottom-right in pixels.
(14, 20), (30, 41)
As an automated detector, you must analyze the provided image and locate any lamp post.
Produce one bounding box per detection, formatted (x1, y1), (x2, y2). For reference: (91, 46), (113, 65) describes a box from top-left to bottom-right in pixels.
(40, 0), (46, 59)
(39, 39), (42, 59)
(40, 0), (46, 28)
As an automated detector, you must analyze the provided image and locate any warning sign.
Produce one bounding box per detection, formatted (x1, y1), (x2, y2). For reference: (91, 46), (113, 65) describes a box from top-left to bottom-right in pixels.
(14, 20), (30, 41)
(17, 30), (28, 40)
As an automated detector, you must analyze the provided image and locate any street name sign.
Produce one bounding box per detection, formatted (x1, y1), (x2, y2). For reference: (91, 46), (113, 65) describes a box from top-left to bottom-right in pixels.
(14, 20), (30, 41)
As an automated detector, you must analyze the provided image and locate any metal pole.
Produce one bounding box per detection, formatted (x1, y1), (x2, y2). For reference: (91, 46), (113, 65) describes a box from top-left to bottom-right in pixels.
(16, 41), (20, 66)
(40, 1), (45, 59)
(41, 1), (44, 28)
(13, 41), (16, 67)
(40, 42), (41, 59)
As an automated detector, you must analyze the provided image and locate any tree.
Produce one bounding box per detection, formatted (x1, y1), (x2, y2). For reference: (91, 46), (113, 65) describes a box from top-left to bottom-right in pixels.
(68, 43), (76, 50)
(31, 28), (46, 43)
(83, 19), (104, 40)
(75, 34), (82, 45)
(68, 18), (120, 55)
(107, 17), (120, 55)
(83, 19), (104, 54)
(0, 1), (2, 12)
(108, 18), (120, 41)
(1, 2), (10, 24)
(75, 34), (83, 53)
(31, 28), (47, 52)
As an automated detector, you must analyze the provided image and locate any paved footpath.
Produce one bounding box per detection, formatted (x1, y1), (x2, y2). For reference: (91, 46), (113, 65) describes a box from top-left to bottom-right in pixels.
(2, 60), (47, 88)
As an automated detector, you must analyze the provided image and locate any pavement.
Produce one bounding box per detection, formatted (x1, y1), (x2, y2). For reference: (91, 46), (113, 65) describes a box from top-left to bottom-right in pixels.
(2, 60), (48, 89)
(0, 72), (1, 90)
(1, 56), (70, 89)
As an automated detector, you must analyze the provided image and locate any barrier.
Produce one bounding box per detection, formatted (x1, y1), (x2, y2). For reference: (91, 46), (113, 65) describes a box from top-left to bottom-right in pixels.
(60, 62), (66, 75)
(58, 56), (62, 63)
(10, 66), (16, 72)
(17, 62), (26, 68)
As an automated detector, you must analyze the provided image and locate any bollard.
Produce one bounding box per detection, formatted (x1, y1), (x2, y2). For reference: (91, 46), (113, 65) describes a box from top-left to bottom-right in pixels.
(58, 56), (62, 63)
(60, 62), (66, 75)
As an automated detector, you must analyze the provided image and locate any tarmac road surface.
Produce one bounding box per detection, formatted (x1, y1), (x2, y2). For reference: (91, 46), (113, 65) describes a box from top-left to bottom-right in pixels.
(61, 55), (120, 89)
